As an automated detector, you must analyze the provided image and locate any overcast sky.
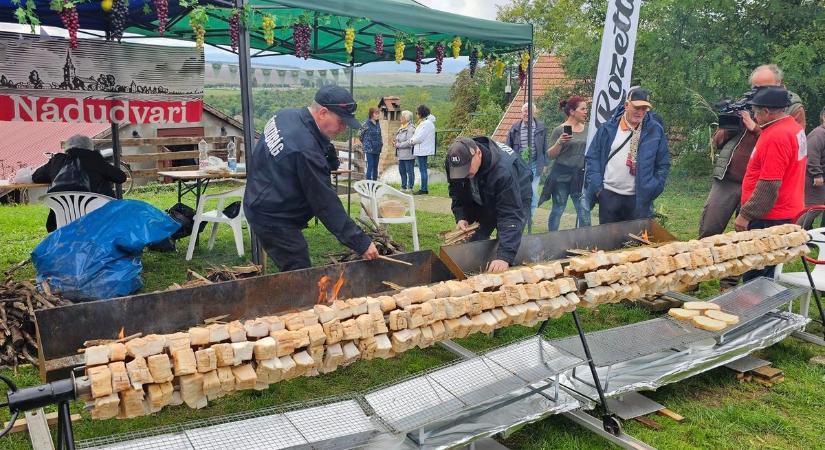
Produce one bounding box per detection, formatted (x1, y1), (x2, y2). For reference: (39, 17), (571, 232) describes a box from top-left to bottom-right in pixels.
(416, 0), (510, 20)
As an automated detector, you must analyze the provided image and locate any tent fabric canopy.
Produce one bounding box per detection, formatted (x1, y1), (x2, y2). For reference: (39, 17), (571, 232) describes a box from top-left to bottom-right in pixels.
(0, 0), (531, 65)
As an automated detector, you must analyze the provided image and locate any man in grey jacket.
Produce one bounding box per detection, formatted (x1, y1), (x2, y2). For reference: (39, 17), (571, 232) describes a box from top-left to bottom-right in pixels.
(805, 106), (825, 207)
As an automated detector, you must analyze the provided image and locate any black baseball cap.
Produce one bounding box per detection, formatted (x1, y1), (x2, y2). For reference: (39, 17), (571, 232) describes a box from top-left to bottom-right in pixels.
(315, 85), (360, 129)
(626, 86), (652, 108)
(447, 138), (477, 179)
(747, 85), (791, 108)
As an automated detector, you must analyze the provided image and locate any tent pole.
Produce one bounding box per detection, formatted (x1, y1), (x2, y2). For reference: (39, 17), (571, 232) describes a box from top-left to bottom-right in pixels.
(347, 59), (355, 215)
(236, 0), (261, 266)
(526, 43), (534, 234)
(111, 123), (122, 199)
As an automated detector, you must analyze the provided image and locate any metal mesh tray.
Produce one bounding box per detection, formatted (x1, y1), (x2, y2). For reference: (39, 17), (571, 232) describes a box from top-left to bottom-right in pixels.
(78, 396), (379, 450)
(704, 277), (808, 338)
(550, 317), (715, 367)
(364, 336), (582, 433)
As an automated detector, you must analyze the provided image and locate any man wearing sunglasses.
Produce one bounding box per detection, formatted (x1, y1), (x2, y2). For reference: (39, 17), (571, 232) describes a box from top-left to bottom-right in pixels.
(244, 85), (379, 272)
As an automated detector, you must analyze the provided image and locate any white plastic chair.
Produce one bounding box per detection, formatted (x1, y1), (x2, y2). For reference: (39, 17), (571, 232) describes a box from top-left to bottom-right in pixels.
(353, 180), (419, 251)
(186, 186), (247, 261)
(41, 191), (113, 229)
(774, 226), (825, 323)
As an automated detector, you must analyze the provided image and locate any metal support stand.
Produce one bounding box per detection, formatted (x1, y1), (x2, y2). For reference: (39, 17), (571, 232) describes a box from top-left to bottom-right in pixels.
(800, 256), (825, 340)
(570, 310), (621, 435)
(526, 43), (534, 235)
(110, 123), (123, 199)
(346, 60), (355, 215)
(55, 401), (76, 450)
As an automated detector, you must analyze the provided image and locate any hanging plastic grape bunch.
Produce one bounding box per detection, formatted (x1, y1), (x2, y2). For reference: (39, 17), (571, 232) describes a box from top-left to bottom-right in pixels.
(110, 0), (129, 42)
(292, 22), (312, 59)
(59, 2), (80, 49)
(434, 41), (445, 74)
(344, 26), (355, 56)
(520, 50), (530, 72)
(189, 7), (207, 50)
(153, 0), (168, 35)
(229, 9), (241, 52)
(414, 42), (424, 73)
(451, 36), (461, 59)
(468, 47), (478, 78)
(262, 14), (276, 47)
(495, 59), (505, 79)
(101, 0), (113, 12)
(394, 37), (405, 64)
(374, 33), (384, 56)
(518, 64), (526, 87)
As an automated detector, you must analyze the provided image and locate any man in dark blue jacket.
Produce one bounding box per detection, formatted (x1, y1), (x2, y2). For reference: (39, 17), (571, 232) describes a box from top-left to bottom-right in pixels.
(446, 137), (532, 272)
(584, 87), (670, 224)
(243, 86), (379, 271)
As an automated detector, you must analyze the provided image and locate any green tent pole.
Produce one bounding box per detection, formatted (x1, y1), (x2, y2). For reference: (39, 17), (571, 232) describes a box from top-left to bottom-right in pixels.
(347, 58), (355, 215)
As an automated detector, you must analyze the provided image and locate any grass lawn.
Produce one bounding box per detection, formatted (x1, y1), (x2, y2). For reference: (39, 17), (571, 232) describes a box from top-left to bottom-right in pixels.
(1, 152), (823, 449)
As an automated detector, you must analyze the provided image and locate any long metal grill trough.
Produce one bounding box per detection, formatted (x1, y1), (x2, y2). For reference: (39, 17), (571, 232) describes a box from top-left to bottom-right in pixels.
(78, 397), (378, 450)
(550, 318), (715, 367)
(364, 336), (582, 433)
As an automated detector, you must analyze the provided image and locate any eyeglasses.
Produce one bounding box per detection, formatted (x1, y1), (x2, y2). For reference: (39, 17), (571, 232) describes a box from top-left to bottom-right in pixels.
(320, 102), (357, 114)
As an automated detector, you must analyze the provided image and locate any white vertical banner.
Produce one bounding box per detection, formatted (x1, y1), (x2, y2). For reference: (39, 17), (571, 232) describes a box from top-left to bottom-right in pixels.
(585, 0), (643, 150)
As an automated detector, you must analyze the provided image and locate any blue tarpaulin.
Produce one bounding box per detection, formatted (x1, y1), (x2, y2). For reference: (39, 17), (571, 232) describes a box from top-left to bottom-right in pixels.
(32, 199), (180, 301)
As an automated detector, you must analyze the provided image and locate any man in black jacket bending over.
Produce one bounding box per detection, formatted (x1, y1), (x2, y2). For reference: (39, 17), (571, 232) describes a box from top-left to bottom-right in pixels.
(243, 86), (379, 272)
(446, 137), (532, 272)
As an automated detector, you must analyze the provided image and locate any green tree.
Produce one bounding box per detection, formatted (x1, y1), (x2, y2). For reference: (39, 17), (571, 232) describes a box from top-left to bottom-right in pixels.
(498, 0), (825, 152)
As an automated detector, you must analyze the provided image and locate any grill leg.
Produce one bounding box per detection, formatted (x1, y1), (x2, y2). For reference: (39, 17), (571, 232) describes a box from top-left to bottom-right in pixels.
(571, 310), (620, 435)
(56, 400), (75, 450)
(800, 257), (825, 340)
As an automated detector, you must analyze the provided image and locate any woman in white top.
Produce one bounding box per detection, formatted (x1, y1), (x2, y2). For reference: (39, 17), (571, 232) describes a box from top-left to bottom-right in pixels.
(408, 105), (436, 194)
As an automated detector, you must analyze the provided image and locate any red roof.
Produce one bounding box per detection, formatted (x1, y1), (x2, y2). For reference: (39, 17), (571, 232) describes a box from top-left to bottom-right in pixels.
(492, 54), (572, 142)
(0, 122), (111, 172)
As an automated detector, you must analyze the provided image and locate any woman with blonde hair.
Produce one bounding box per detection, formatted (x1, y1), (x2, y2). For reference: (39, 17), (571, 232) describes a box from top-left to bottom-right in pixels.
(393, 110), (416, 191)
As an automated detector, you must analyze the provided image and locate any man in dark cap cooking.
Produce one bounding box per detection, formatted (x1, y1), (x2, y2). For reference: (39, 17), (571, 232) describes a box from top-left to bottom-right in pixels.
(244, 85), (379, 271)
(446, 137), (532, 273)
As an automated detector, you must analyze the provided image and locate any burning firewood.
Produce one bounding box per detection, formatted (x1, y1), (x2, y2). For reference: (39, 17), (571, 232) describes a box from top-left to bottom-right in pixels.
(0, 261), (72, 370)
(168, 264), (263, 290)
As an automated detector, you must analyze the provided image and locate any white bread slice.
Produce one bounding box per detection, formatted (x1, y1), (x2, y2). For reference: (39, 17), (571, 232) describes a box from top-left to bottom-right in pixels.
(668, 308), (700, 321)
(704, 310), (739, 325)
(682, 301), (721, 311)
(691, 315), (727, 331)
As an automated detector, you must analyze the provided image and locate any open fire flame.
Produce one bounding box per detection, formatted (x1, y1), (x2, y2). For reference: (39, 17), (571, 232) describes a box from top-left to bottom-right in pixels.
(118, 326), (125, 340)
(317, 272), (346, 304)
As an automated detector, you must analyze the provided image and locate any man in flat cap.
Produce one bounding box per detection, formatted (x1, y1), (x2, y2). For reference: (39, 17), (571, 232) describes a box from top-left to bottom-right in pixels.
(244, 85), (379, 272)
(446, 137), (532, 272)
(583, 86), (670, 225)
(735, 85), (807, 281)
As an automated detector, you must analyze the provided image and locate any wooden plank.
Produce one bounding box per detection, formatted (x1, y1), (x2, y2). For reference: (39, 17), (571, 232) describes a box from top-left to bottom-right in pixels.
(122, 151), (200, 162)
(634, 416), (662, 430)
(24, 409), (55, 450)
(131, 165), (199, 178)
(752, 366), (783, 380)
(656, 408), (685, 423)
(6, 410), (82, 434)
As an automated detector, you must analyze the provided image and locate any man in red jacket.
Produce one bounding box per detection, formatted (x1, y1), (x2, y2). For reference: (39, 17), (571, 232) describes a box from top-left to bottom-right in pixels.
(735, 86), (807, 281)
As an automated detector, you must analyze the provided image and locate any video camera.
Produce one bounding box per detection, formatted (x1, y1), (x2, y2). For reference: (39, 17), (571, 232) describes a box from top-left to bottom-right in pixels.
(716, 88), (758, 130)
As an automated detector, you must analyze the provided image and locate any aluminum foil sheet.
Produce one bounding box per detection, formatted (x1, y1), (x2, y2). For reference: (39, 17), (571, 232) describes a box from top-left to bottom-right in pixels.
(561, 311), (809, 399)
(364, 380), (592, 450)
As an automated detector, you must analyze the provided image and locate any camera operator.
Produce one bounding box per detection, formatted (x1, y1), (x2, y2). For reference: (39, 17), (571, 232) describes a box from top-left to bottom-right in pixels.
(697, 64), (805, 289)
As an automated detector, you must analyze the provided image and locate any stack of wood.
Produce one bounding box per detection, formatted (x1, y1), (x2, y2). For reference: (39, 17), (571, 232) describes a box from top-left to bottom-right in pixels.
(81, 262), (581, 419)
(328, 218), (404, 262)
(0, 278), (71, 368)
(571, 224), (809, 307)
(169, 265), (262, 290)
(440, 223), (481, 245)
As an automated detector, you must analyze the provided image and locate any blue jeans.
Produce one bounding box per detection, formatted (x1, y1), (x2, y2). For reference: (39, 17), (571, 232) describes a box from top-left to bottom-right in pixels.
(365, 153), (379, 180)
(416, 156), (429, 192)
(398, 159), (415, 189)
(548, 180), (589, 231)
(530, 162), (540, 218)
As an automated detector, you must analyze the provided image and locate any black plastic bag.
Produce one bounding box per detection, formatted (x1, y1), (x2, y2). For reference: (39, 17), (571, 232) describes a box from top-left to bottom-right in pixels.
(167, 202), (205, 240)
(223, 201), (242, 219)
